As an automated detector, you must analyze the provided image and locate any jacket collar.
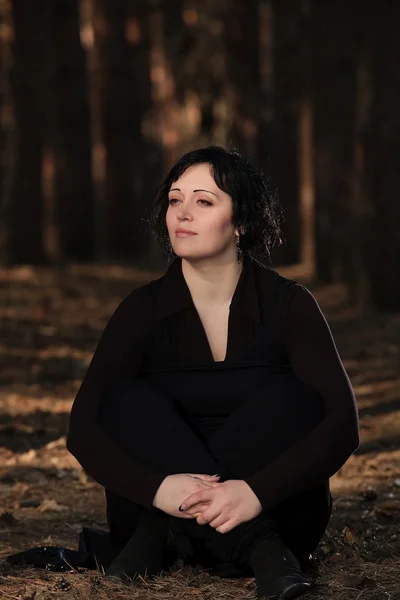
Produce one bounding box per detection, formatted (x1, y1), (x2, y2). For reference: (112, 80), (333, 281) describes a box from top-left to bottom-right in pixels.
(154, 254), (261, 322)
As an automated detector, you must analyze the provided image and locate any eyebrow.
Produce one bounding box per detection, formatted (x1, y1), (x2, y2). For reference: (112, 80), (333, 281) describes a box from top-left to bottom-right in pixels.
(169, 187), (218, 198)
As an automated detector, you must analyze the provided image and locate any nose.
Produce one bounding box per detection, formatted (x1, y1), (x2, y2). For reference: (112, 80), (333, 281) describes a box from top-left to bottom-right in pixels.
(176, 203), (193, 221)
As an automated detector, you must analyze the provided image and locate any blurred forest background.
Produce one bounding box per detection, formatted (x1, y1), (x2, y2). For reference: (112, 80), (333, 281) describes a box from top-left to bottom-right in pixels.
(0, 2), (400, 599)
(1, 0), (399, 310)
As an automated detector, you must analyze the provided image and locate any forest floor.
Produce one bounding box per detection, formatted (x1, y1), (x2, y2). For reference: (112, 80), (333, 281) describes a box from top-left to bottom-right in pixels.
(0, 263), (399, 600)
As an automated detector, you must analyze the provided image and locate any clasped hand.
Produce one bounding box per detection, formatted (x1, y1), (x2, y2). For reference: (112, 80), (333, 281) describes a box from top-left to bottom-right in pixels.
(180, 476), (262, 533)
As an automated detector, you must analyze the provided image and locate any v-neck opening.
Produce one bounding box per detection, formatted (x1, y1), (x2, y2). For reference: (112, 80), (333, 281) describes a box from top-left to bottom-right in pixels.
(146, 256), (284, 373)
(180, 259), (247, 365)
(192, 292), (233, 364)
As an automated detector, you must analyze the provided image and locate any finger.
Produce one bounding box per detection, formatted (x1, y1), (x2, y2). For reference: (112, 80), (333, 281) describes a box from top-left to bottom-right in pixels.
(215, 519), (235, 534)
(193, 508), (208, 520)
(189, 476), (220, 489)
(178, 507), (209, 520)
(179, 511), (197, 519)
(192, 478), (219, 488)
(197, 508), (222, 526)
(180, 489), (212, 511)
(189, 474), (221, 481)
(184, 501), (209, 516)
(199, 481), (221, 488)
(209, 513), (228, 529)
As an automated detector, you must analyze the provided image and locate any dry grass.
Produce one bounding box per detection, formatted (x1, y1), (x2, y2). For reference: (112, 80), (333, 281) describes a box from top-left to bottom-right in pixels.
(1, 556), (399, 600)
(0, 263), (399, 599)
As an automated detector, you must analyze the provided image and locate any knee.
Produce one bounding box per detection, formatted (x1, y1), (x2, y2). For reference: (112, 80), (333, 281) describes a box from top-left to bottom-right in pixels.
(99, 377), (144, 429)
(99, 377), (131, 424)
(108, 377), (150, 402)
(281, 376), (323, 406)
(291, 379), (325, 420)
(256, 377), (325, 428)
(99, 377), (171, 428)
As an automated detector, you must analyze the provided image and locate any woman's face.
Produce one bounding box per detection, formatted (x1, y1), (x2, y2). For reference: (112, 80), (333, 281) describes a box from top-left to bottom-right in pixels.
(166, 163), (238, 261)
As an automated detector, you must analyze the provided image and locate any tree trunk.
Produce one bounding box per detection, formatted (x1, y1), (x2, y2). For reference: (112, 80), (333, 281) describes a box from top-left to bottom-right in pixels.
(297, 0), (315, 276)
(53, 0), (95, 261)
(270, 0), (302, 265)
(80, 0), (107, 260)
(225, 0), (260, 158)
(346, 1), (374, 309)
(257, 1), (275, 172)
(167, 0), (228, 148)
(311, 0), (357, 283)
(0, 0), (16, 264)
(95, 0), (161, 262)
(366, 1), (400, 311)
(162, 0), (185, 104)
(7, 1), (52, 264)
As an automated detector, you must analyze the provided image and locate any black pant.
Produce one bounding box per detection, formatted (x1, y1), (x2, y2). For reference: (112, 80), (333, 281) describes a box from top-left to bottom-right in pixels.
(100, 376), (332, 569)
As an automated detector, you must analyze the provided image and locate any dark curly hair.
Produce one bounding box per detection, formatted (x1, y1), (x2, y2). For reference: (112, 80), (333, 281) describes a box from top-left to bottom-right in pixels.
(145, 145), (284, 265)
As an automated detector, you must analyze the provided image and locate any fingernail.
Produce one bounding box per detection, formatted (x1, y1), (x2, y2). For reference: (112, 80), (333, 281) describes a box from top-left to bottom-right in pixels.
(213, 473), (220, 477)
(179, 505), (186, 511)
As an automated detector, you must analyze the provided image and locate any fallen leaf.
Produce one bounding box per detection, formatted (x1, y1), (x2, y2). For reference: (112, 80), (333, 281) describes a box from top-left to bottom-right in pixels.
(78, 470), (88, 484)
(40, 535), (54, 545)
(342, 526), (355, 545)
(37, 498), (68, 513)
(18, 449), (37, 464)
(65, 522), (83, 532)
(46, 436), (66, 450)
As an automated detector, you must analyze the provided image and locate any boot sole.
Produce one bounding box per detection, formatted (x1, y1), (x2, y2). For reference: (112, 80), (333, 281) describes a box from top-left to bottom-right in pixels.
(280, 581), (311, 600)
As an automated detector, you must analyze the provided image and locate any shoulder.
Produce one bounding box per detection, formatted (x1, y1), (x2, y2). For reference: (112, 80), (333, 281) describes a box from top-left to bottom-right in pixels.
(253, 261), (302, 303)
(273, 278), (327, 328)
(254, 261), (321, 317)
(107, 281), (155, 329)
(118, 280), (153, 307)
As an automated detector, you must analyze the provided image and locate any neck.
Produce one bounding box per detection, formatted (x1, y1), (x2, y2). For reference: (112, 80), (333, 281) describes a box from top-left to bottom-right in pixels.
(181, 255), (244, 307)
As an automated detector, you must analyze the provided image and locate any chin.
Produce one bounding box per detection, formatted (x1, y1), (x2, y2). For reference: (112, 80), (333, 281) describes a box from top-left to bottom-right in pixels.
(173, 251), (224, 264)
(172, 247), (203, 258)
(173, 251), (202, 260)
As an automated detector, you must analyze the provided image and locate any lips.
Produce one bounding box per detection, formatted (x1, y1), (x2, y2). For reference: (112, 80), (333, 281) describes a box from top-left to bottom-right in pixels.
(176, 229), (196, 235)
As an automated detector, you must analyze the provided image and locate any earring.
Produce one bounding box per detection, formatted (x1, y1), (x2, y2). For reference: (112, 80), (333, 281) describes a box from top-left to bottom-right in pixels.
(236, 234), (243, 263)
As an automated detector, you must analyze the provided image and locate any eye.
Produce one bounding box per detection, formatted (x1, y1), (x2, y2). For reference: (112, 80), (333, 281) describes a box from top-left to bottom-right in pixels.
(168, 198), (212, 206)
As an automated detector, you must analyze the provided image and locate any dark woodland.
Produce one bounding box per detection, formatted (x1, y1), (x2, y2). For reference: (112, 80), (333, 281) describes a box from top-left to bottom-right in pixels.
(0, 1), (399, 599)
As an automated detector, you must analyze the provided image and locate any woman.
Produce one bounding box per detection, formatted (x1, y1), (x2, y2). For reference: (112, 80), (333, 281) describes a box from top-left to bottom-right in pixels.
(67, 146), (359, 599)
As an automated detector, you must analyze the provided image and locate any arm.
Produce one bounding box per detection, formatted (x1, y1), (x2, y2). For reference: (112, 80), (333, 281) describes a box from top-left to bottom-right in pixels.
(243, 283), (359, 511)
(66, 285), (167, 511)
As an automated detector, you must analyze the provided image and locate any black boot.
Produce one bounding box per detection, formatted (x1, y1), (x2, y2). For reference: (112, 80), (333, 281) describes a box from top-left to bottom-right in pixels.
(173, 510), (279, 578)
(248, 538), (311, 599)
(105, 513), (169, 582)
